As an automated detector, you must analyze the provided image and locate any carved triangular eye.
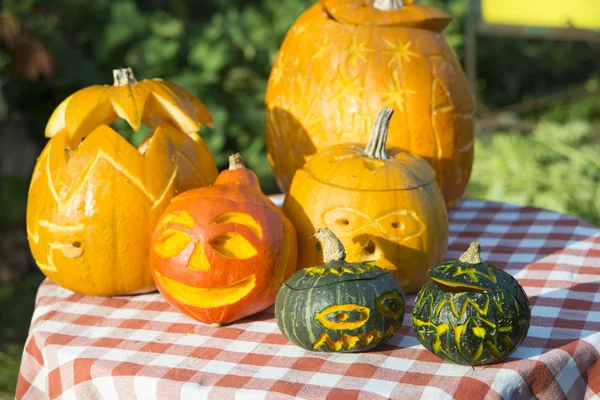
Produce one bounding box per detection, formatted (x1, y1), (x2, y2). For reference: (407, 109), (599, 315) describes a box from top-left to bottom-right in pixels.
(323, 207), (371, 238)
(208, 232), (257, 259)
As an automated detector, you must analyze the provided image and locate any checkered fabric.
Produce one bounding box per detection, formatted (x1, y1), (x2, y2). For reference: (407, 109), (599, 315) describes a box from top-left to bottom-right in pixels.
(16, 197), (600, 399)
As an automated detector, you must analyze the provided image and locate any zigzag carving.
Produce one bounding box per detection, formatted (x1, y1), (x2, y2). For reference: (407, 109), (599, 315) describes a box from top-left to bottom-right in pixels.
(27, 220), (84, 244)
(44, 127), (178, 212)
(449, 296), (490, 319)
(305, 261), (377, 278)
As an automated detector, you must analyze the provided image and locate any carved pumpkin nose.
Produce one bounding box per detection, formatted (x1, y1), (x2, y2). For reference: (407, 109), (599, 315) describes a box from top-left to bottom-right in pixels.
(354, 235), (380, 259)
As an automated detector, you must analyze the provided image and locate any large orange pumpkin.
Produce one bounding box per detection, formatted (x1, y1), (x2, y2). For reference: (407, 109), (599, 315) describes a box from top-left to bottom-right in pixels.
(150, 154), (298, 325)
(26, 68), (218, 296)
(283, 108), (448, 293)
(265, 0), (474, 206)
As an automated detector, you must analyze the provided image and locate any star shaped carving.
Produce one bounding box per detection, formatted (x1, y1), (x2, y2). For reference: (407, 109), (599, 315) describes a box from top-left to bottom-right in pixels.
(346, 37), (375, 67)
(331, 66), (364, 102)
(381, 70), (416, 112)
(383, 38), (419, 67)
(312, 37), (331, 62)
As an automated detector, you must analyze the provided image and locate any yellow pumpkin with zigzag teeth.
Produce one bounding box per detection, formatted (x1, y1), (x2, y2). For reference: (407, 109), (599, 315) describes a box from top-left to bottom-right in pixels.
(26, 68), (218, 296)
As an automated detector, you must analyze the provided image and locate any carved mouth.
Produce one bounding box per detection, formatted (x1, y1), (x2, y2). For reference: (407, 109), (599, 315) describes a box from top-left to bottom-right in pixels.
(430, 277), (486, 293)
(312, 325), (396, 351)
(153, 270), (256, 308)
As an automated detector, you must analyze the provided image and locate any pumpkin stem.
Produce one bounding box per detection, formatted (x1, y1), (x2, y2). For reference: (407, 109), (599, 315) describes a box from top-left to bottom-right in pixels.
(113, 67), (137, 86)
(459, 242), (483, 264)
(372, 0), (404, 10)
(365, 108), (394, 160)
(315, 228), (346, 263)
(228, 153), (246, 170)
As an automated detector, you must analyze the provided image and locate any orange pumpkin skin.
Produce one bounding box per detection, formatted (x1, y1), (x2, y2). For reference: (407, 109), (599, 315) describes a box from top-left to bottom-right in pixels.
(150, 155), (298, 325)
(265, 0), (474, 206)
(283, 109), (448, 294)
(26, 69), (218, 296)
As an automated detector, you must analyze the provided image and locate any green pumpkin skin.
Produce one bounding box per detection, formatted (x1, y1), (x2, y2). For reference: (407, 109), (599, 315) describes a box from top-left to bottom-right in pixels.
(275, 260), (406, 353)
(412, 243), (531, 365)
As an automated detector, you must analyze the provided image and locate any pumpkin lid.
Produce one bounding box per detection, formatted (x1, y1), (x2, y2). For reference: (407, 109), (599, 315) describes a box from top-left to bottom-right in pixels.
(427, 243), (518, 292)
(301, 109), (436, 191)
(284, 228), (390, 290)
(285, 259), (390, 290)
(321, 0), (452, 32)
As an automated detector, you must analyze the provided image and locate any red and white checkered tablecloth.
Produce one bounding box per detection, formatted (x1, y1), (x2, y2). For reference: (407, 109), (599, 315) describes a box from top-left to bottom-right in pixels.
(16, 197), (600, 400)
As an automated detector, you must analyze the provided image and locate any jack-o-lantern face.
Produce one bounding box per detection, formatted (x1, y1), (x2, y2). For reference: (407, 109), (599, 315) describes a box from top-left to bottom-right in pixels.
(26, 68), (218, 296)
(283, 109), (448, 294)
(275, 229), (406, 352)
(150, 154), (298, 325)
(413, 243), (531, 365)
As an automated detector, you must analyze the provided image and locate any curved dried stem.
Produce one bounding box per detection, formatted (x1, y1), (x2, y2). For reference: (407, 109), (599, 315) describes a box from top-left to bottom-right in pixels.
(315, 228), (346, 263)
(459, 242), (483, 264)
(372, 0), (404, 10)
(365, 108), (394, 160)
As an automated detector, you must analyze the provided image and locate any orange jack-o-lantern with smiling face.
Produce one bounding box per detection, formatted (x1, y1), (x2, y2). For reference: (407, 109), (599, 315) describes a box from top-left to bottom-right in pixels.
(150, 154), (298, 325)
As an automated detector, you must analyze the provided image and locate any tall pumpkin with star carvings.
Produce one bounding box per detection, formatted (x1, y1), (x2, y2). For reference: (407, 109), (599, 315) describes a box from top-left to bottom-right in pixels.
(265, 0), (474, 206)
(26, 68), (218, 296)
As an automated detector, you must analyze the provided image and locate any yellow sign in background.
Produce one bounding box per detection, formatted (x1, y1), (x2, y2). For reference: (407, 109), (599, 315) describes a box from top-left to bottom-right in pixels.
(482, 0), (600, 30)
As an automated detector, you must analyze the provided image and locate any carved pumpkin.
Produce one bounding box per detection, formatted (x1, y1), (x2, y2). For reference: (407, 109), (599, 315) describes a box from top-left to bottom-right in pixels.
(412, 243), (531, 365)
(283, 108), (448, 293)
(275, 228), (405, 352)
(265, 0), (474, 206)
(26, 68), (218, 296)
(150, 154), (298, 325)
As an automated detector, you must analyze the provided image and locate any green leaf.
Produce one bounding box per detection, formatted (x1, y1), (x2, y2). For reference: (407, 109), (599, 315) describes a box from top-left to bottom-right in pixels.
(100, 0), (146, 56)
(150, 12), (184, 38)
(188, 40), (230, 72)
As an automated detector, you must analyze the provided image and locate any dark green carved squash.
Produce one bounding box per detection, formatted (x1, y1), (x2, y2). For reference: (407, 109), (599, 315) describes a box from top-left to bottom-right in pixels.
(412, 242), (531, 365)
(275, 228), (405, 352)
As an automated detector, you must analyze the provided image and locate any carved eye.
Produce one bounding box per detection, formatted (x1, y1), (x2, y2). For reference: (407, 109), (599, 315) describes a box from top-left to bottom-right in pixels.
(154, 228), (192, 258)
(314, 304), (370, 330)
(376, 290), (404, 320)
(375, 210), (425, 241)
(323, 208), (371, 238)
(209, 211), (262, 259)
(208, 232), (258, 259)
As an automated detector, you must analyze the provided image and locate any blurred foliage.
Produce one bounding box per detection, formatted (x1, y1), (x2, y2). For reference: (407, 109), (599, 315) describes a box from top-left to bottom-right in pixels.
(468, 91), (600, 226)
(0, 0), (598, 225)
(0, 176), (28, 225)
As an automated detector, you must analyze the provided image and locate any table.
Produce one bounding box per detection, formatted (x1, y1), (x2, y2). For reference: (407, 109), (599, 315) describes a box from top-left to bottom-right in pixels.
(16, 197), (600, 399)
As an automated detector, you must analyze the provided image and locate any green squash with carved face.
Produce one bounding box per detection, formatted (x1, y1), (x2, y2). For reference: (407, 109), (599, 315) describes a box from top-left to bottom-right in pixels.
(275, 228), (405, 352)
(412, 242), (531, 365)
